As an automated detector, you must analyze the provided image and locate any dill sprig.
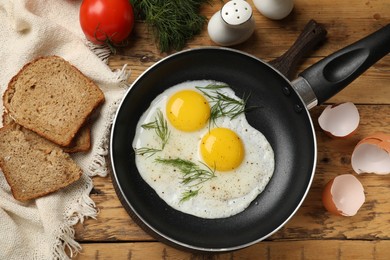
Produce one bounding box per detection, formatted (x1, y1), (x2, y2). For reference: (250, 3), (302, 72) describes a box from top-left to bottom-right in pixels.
(134, 110), (170, 157)
(196, 84), (255, 125)
(130, 0), (211, 52)
(155, 158), (216, 202)
(180, 188), (201, 203)
(141, 110), (170, 149)
(134, 147), (162, 157)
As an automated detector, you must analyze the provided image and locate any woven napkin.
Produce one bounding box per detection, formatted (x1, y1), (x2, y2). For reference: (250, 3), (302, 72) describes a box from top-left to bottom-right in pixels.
(0, 0), (129, 259)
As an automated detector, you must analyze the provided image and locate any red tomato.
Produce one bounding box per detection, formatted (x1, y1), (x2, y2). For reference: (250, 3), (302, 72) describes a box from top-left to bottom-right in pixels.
(79, 0), (134, 45)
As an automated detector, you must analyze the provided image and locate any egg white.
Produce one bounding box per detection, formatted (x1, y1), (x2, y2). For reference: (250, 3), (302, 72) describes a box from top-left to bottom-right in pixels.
(132, 80), (274, 219)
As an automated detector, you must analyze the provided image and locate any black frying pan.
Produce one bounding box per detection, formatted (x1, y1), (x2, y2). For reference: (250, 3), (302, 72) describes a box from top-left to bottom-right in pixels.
(110, 23), (390, 252)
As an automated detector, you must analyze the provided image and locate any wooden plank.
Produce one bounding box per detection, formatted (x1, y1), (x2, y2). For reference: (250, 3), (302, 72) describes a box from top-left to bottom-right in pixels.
(108, 13), (390, 105)
(75, 105), (390, 242)
(75, 240), (390, 260)
(74, 176), (151, 241)
(110, 0), (390, 59)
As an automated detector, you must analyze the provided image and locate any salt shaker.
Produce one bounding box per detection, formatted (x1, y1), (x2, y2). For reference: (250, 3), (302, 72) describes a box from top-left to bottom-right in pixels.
(207, 0), (255, 46)
(253, 0), (294, 20)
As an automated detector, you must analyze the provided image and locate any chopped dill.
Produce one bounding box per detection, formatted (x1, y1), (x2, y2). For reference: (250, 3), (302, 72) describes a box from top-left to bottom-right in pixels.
(195, 84), (257, 126)
(134, 109), (170, 157)
(155, 157), (216, 202)
(142, 110), (170, 149)
(180, 188), (201, 203)
(134, 147), (162, 158)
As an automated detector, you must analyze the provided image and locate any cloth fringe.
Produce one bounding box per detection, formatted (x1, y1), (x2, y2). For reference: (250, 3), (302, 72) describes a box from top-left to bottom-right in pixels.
(65, 176), (97, 224)
(88, 64), (130, 178)
(53, 176), (97, 259)
(86, 41), (112, 64)
(88, 88), (128, 178)
(53, 224), (81, 260)
(114, 64), (130, 84)
(88, 144), (110, 177)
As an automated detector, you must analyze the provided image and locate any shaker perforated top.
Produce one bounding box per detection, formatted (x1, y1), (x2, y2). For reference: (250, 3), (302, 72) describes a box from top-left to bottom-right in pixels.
(221, 0), (253, 26)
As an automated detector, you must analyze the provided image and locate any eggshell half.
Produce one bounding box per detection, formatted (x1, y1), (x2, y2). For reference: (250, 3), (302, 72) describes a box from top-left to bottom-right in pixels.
(322, 174), (365, 216)
(351, 133), (390, 175)
(318, 102), (360, 138)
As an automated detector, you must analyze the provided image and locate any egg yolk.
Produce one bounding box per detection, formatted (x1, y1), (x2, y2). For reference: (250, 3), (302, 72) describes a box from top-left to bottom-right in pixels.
(200, 128), (244, 171)
(166, 90), (210, 132)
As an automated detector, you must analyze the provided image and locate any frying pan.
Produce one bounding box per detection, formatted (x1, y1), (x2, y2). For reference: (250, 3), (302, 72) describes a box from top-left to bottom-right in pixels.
(110, 23), (390, 252)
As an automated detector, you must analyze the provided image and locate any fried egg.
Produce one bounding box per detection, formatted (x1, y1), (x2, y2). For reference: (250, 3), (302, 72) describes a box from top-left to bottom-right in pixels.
(132, 80), (274, 219)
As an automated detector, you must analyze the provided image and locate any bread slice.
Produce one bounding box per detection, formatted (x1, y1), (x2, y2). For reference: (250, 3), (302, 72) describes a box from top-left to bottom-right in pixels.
(0, 123), (82, 201)
(2, 112), (91, 153)
(3, 56), (104, 146)
(63, 123), (91, 153)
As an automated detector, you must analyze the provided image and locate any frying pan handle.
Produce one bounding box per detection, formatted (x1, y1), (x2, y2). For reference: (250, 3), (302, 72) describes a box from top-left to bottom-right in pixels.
(269, 19), (327, 80)
(298, 24), (390, 105)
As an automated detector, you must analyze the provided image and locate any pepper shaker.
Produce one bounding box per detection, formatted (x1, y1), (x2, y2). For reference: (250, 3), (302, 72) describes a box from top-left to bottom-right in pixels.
(253, 0), (294, 20)
(207, 0), (255, 46)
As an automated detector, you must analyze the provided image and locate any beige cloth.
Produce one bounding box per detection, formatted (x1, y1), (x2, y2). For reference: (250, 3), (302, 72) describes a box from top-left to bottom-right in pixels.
(0, 0), (129, 259)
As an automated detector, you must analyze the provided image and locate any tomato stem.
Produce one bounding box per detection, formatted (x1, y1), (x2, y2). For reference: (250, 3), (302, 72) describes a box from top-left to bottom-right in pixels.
(92, 24), (129, 54)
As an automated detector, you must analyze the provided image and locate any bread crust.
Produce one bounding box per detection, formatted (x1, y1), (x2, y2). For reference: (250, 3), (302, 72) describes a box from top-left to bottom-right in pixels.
(2, 112), (91, 153)
(3, 56), (104, 146)
(0, 124), (82, 201)
(0, 56), (104, 201)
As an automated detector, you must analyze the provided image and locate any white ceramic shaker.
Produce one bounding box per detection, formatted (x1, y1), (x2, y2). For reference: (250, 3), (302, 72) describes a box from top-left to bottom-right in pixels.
(253, 0), (294, 20)
(207, 0), (255, 46)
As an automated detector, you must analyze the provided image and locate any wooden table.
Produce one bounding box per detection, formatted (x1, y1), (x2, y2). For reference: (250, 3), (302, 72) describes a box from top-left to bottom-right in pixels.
(74, 0), (390, 259)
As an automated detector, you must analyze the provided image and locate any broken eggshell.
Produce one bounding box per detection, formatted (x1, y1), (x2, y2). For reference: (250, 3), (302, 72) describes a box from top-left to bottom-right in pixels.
(318, 102), (360, 138)
(351, 133), (390, 175)
(322, 174), (365, 216)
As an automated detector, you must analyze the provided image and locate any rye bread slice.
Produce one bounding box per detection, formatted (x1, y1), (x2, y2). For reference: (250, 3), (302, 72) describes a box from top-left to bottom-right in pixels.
(3, 56), (104, 146)
(0, 124), (82, 201)
(2, 112), (91, 153)
(63, 123), (91, 153)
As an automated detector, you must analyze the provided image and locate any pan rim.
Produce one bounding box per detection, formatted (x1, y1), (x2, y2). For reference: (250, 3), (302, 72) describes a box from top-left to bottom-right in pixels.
(109, 46), (318, 252)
